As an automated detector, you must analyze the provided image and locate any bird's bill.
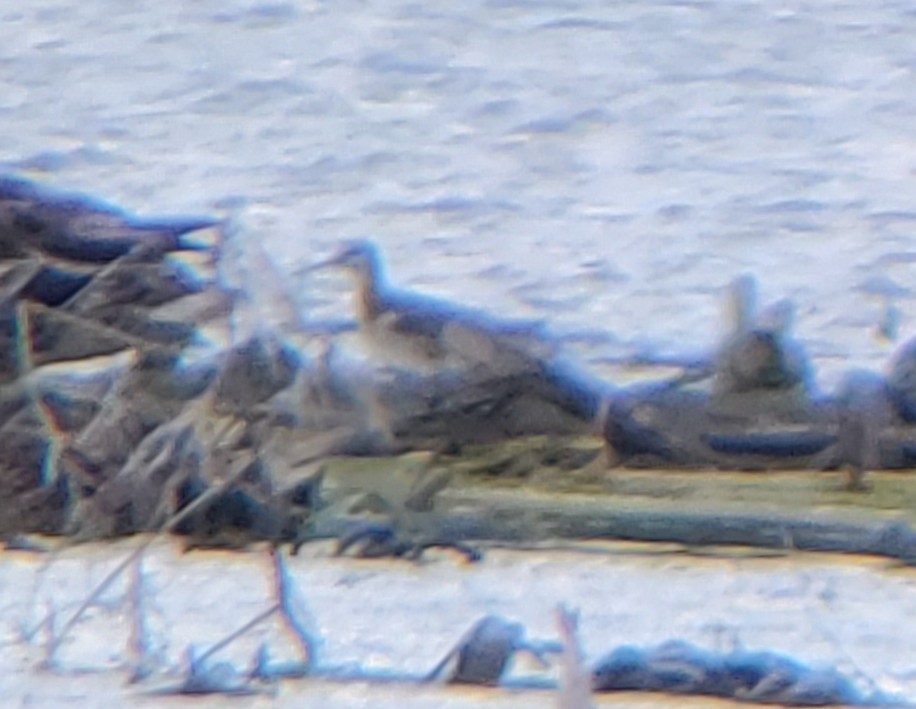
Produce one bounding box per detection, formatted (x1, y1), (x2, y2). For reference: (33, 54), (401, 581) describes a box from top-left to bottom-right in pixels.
(298, 243), (365, 275)
(297, 253), (346, 275)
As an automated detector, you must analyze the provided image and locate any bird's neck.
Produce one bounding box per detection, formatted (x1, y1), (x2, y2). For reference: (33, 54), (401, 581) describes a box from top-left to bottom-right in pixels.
(354, 264), (385, 325)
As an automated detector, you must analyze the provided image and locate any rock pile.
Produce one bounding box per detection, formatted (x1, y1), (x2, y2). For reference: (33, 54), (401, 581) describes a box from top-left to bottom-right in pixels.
(0, 177), (230, 535)
(7, 176), (916, 547)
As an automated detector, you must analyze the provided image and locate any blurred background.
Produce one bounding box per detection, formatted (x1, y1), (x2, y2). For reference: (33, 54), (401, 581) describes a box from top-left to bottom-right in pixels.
(3, 0), (916, 392)
(2, 2), (916, 705)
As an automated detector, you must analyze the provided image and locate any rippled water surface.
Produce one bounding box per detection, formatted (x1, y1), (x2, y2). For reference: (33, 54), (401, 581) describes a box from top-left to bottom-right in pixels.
(2, 3), (916, 704)
(3, 0), (916, 389)
(2, 540), (915, 706)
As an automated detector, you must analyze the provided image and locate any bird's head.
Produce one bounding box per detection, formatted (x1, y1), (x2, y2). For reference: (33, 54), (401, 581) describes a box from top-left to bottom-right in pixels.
(302, 238), (386, 290)
(327, 239), (382, 280)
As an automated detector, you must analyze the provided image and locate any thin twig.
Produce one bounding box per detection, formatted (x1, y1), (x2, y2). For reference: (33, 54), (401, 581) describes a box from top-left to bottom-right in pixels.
(555, 605), (592, 709)
(272, 548), (316, 669)
(43, 444), (257, 667)
(126, 552), (157, 681)
(193, 604), (279, 669)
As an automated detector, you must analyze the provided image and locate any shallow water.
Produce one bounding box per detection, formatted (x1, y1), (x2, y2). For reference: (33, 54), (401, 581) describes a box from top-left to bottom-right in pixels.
(2, 2), (916, 705)
(1, 540), (914, 706)
(3, 0), (916, 390)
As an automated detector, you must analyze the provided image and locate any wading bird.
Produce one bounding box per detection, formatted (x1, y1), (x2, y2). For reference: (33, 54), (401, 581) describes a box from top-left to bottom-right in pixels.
(310, 239), (552, 373)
